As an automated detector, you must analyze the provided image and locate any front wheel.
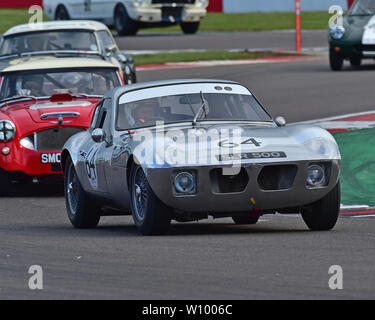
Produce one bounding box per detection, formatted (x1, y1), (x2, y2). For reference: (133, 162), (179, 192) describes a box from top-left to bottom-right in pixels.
(0, 168), (11, 196)
(350, 55), (362, 68)
(180, 22), (200, 34)
(114, 5), (138, 36)
(301, 181), (340, 231)
(55, 5), (70, 20)
(64, 158), (101, 228)
(329, 47), (344, 71)
(130, 164), (172, 235)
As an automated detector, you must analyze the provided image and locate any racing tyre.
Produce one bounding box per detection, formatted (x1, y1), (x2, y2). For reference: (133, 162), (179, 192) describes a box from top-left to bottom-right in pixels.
(55, 5), (70, 20)
(301, 181), (340, 231)
(350, 55), (362, 68)
(180, 22), (200, 34)
(0, 168), (11, 196)
(114, 5), (138, 36)
(232, 213), (259, 225)
(329, 47), (344, 71)
(64, 159), (101, 228)
(130, 164), (172, 235)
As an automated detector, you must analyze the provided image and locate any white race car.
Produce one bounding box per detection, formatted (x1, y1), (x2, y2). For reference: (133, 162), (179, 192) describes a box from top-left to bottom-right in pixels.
(43, 0), (208, 35)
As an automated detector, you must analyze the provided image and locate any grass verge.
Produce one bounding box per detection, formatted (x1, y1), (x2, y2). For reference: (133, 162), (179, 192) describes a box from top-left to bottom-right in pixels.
(133, 50), (298, 65)
(332, 128), (375, 206)
(0, 10), (331, 34)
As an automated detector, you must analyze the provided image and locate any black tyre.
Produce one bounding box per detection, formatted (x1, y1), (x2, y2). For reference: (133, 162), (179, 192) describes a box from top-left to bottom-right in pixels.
(329, 47), (344, 71)
(130, 164), (172, 235)
(64, 158), (101, 228)
(232, 213), (259, 225)
(301, 181), (340, 231)
(0, 168), (11, 196)
(350, 55), (362, 68)
(180, 21), (200, 34)
(114, 5), (138, 36)
(55, 5), (70, 20)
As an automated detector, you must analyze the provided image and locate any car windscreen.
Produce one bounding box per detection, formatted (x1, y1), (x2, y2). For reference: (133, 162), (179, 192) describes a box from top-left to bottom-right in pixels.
(350, 0), (375, 15)
(0, 68), (120, 100)
(116, 92), (272, 130)
(0, 31), (98, 56)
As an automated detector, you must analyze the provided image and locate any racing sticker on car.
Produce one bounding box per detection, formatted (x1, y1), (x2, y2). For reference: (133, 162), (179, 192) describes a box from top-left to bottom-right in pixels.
(41, 153), (61, 164)
(218, 138), (262, 148)
(85, 144), (100, 189)
(217, 151), (287, 162)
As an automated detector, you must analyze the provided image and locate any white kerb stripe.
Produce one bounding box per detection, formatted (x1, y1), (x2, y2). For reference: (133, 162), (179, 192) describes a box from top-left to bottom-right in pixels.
(119, 83), (251, 104)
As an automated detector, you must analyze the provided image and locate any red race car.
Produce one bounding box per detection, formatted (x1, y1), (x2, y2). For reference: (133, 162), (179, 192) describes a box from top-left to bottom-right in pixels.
(0, 56), (123, 195)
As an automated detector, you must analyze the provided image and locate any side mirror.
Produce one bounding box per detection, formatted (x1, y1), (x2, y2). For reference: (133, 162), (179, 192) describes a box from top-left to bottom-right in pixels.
(92, 128), (106, 143)
(275, 116), (286, 127)
(105, 44), (117, 54)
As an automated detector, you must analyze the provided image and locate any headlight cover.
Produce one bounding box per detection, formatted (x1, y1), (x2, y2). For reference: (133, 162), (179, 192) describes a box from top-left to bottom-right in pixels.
(197, 0), (209, 8)
(133, 0), (144, 7)
(0, 120), (16, 142)
(330, 27), (345, 40)
(303, 138), (340, 159)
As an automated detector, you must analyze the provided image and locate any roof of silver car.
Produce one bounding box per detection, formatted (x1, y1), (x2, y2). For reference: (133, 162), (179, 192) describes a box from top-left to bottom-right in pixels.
(4, 20), (108, 36)
(108, 79), (242, 100)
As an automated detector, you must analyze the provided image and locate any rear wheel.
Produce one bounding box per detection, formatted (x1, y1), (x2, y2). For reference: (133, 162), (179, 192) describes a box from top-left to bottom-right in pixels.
(0, 168), (11, 196)
(232, 213), (259, 225)
(130, 164), (172, 235)
(114, 5), (138, 36)
(64, 158), (101, 228)
(301, 181), (340, 231)
(55, 5), (70, 20)
(329, 47), (344, 71)
(180, 21), (200, 34)
(350, 55), (362, 68)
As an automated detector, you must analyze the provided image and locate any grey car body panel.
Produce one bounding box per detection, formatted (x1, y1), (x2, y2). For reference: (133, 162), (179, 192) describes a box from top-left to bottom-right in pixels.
(62, 79), (341, 214)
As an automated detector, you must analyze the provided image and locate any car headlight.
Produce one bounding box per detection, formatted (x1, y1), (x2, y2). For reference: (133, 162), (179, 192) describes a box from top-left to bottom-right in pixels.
(174, 172), (195, 194)
(197, 0), (209, 8)
(0, 120), (16, 142)
(330, 27), (345, 40)
(303, 138), (340, 159)
(133, 0), (144, 7)
(306, 165), (325, 187)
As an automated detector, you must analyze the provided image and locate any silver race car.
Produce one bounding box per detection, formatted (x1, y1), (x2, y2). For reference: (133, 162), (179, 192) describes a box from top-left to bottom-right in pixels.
(61, 79), (341, 235)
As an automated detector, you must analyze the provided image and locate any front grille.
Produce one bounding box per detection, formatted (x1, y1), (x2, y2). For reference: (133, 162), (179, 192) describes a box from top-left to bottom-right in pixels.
(152, 0), (195, 4)
(36, 127), (84, 151)
(161, 7), (183, 20)
(355, 44), (375, 52)
(210, 168), (249, 193)
(258, 165), (297, 191)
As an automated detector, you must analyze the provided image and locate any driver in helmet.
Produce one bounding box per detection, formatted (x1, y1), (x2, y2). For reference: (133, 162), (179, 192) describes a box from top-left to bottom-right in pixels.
(133, 100), (160, 125)
(23, 75), (45, 97)
(26, 36), (46, 52)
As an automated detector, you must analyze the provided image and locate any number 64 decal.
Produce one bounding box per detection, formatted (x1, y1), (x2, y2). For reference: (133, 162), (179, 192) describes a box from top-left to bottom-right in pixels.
(219, 138), (262, 148)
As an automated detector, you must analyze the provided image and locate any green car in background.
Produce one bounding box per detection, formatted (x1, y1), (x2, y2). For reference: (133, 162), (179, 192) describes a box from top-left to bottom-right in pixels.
(329, 0), (375, 70)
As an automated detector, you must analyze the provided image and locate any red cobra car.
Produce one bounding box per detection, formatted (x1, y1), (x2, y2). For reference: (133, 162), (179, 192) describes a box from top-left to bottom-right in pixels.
(0, 56), (123, 195)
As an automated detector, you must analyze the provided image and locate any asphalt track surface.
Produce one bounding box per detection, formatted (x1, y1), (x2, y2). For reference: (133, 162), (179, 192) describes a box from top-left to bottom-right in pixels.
(117, 30), (328, 51)
(2, 49), (375, 300)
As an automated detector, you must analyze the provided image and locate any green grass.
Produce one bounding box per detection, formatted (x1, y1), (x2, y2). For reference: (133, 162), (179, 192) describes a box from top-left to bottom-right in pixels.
(333, 128), (375, 206)
(0, 9), (49, 34)
(140, 11), (332, 33)
(133, 50), (296, 65)
(0, 9), (332, 34)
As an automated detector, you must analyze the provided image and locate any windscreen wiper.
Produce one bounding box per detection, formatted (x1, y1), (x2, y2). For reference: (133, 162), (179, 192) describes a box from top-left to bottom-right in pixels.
(193, 91), (208, 126)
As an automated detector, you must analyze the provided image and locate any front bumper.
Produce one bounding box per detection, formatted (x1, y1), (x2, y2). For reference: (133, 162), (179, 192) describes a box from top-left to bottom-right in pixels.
(128, 6), (206, 23)
(146, 160), (340, 213)
(330, 39), (375, 58)
(1, 143), (62, 177)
